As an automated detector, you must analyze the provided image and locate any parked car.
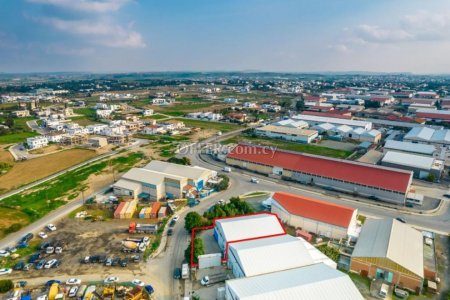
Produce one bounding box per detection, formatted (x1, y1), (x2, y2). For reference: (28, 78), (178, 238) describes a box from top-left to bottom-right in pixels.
(66, 278), (81, 285)
(120, 258), (128, 267)
(23, 263), (33, 271)
(0, 268), (12, 275)
(5, 247), (17, 253)
(45, 280), (61, 287)
(35, 259), (46, 270)
(105, 257), (113, 266)
(0, 250), (10, 257)
(250, 177), (260, 184)
(13, 261), (25, 271)
(98, 255), (107, 263)
(68, 286), (79, 298)
(52, 260), (61, 268)
(172, 215), (179, 222)
(111, 258), (120, 266)
(55, 247), (63, 254)
(167, 229), (173, 236)
(39, 242), (51, 251)
(29, 252), (41, 263)
(46, 247), (55, 254)
(104, 276), (119, 284)
(131, 279), (145, 287)
(173, 268), (181, 279)
(44, 259), (57, 269)
(38, 232), (48, 239)
(46, 224), (57, 231)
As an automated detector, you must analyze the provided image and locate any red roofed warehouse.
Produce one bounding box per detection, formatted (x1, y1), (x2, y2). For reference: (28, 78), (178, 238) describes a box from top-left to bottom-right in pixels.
(270, 192), (358, 239)
(226, 144), (413, 205)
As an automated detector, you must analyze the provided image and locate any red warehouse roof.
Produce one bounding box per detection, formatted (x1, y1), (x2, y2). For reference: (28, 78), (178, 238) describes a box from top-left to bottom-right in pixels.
(272, 192), (355, 228)
(416, 112), (450, 121)
(227, 144), (412, 193)
(301, 111), (353, 119)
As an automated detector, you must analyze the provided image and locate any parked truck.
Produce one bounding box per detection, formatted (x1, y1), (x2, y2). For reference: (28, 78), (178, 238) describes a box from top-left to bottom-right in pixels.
(200, 273), (228, 286)
(181, 263), (189, 280)
(128, 223), (158, 234)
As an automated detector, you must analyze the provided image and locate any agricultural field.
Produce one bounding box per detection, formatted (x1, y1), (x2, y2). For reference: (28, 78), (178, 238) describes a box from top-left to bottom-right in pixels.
(0, 148), (98, 193)
(0, 152), (146, 239)
(222, 135), (354, 159)
(0, 131), (38, 144)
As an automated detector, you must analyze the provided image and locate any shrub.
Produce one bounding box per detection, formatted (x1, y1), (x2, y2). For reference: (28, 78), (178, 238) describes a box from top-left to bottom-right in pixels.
(0, 279), (14, 293)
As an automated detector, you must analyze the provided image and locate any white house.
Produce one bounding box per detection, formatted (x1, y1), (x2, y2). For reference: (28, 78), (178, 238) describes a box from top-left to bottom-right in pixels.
(27, 136), (49, 149)
(142, 109), (154, 116)
(86, 124), (108, 134)
(224, 98), (239, 104)
(96, 109), (113, 118)
(243, 102), (257, 108)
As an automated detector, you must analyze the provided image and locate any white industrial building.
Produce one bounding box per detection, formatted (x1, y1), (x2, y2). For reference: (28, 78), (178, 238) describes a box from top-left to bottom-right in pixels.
(273, 119), (309, 129)
(214, 213), (285, 252)
(227, 234), (336, 278)
(381, 151), (444, 181)
(225, 263), (364, 300)
(255, 125), (318, 143)
(384, 140), (436, 157)
(404, 127), (450, 146)
(113, 161), (215, 200)
(293, 114), (372, 130)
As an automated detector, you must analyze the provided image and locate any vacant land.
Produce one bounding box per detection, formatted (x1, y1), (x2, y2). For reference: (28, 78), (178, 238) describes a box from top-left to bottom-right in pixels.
(0, 145), (13, 163)
(223, 135), (354, 159)
(176, 118), (241, 133)
(0, 148), (98, 192)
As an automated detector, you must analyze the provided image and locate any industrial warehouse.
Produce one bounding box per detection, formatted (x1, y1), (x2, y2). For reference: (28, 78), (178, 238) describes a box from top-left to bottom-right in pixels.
(268, 192), (359, 239)
(225, 143), (413, 204)
(113, 160), (215, 200)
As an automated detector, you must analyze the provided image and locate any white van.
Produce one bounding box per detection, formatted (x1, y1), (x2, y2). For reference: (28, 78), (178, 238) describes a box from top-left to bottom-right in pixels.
(379, 283), (389, 298)
(223, 167), (232, 173)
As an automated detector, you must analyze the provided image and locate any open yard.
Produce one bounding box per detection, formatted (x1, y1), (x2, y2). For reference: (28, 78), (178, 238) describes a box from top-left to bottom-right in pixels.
(222, 135), (354, 159)
(0, 148), (98, 192)
(0, 145), (13, 162)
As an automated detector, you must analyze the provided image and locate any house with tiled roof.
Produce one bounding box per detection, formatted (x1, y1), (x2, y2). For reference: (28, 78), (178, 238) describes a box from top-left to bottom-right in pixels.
(269, 192), (359, 239)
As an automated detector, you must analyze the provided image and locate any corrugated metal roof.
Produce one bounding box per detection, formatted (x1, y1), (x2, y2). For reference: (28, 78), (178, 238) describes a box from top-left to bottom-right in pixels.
(384, 140), (435, 155)
(293, 114), (371, 128)
(229, 235), (315, 277)
(227, 144), (412, 193)
(216, 214), (285, 242)
(144, 160), (211, 181)
(271, 192), (356, 228)
(382, 151), (434, 170)
(225, 263), (364, 300)
(352, 219), (424, 278)
(113, 179), (141, 191)
(122, 167), (184, 185)
(256, 125), (318, 137)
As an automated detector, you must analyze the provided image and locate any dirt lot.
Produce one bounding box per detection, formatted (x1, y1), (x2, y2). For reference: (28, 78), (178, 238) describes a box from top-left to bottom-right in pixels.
(7, 216), (155, 280)
(0, 145), (13, 163)
(28, 145), (63, 155)
(0, 148), (98, 192)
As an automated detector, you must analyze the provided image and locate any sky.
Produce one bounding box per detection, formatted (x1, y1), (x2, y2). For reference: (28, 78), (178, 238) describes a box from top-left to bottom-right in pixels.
(1, 0), (450, 73)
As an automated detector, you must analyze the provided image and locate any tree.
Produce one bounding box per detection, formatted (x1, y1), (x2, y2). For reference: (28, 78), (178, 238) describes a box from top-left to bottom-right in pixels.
(212, 174), (229, 191)
(0, 279), (14, 293)
(184, 212), (207, 232)
(167, 156), (191, 166)
(5, 117), (14, 129)
(295, 95), (305, 112)
(427, 173), (436, 182)
(184, 237), (205, 265)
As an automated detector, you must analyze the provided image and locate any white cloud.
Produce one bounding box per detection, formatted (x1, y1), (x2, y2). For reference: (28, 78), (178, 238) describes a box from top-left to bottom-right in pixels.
(38, 17), (146, 48)
(327, 44), (350, 53)
(355, 24), (413, 43)
(27, 0), (132, 13)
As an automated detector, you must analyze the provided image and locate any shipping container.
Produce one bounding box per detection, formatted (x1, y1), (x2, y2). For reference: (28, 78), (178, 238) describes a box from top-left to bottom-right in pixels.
(158, 207), (167, 218)
(150, 202), (161, 218)
(114, 202), (126, 219)
(120, 202), (130, 219)
(139, 208), (146, 219)
(124, 200), (137, 219)
(144, 207), (152, 218)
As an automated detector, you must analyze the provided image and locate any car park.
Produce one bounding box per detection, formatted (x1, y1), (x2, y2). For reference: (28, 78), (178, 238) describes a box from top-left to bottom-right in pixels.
(104, 276), (119, 284)
(0, 268), (12, 275)
(46, 224), (57, 231)
(38, 232), (48, 239)
(66, 278), (82, 285)
(131, 279), (145, 287)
